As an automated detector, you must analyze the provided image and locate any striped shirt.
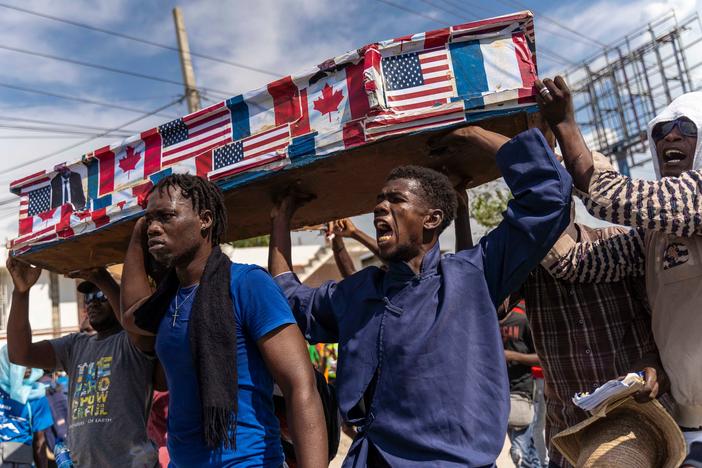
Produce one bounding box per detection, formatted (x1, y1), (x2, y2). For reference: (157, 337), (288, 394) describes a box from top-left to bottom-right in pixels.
(524, 223), (660, 468)
(546, 152), (702, 428)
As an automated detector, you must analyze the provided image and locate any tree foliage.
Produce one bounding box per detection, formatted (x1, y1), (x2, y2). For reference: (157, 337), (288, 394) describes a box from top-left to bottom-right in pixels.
(470, 189), (511, 228)
(230, 235), (270, 247)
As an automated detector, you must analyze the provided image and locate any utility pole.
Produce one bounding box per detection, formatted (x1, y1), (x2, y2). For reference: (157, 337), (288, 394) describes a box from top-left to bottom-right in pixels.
(173, 6), (201, 113)
(49, 272), (61, 338)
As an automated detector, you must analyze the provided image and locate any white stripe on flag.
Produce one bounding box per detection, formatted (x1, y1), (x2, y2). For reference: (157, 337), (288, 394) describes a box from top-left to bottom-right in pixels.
(385, 50), (453, 112)
(162, 109), (232, 166)
(366, 104), (465, 140)
(209, 125), (290, 180)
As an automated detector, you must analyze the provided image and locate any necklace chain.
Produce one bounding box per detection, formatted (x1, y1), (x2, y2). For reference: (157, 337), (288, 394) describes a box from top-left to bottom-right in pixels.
(172, 284), (199, 327)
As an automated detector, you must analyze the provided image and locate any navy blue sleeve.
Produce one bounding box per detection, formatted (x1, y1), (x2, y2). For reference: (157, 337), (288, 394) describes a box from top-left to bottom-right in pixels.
(468, 128), (572, 307)
(234, 268), (296, 342)
(273, 272), (340, 344)
(29, 396), (54, 433)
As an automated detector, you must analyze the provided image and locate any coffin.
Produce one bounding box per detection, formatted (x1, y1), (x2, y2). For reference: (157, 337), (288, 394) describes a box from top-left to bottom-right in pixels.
(9, 11), (542, 273)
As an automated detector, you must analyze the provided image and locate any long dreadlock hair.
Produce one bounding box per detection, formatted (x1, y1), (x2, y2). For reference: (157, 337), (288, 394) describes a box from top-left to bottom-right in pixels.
(148, 174), (228, 246)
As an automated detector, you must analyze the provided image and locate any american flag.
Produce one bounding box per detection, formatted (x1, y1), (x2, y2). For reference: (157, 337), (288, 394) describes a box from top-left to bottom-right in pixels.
(209, 125), (290, 181)
(25, 185), (51, 217)
(159, 102), (232, 167)
(382, 48), (454, 111)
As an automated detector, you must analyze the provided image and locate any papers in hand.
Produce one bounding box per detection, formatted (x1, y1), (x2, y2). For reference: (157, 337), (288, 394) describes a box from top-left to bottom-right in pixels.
(572, 372), (645, 413)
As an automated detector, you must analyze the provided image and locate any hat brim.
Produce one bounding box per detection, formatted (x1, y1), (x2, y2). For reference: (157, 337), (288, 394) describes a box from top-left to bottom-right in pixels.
(553, 396), (686, 468)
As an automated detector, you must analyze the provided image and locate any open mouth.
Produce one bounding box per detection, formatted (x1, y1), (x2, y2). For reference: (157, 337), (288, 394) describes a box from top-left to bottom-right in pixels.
(374, 219), (393, 244)
(663, 149), (687, 164)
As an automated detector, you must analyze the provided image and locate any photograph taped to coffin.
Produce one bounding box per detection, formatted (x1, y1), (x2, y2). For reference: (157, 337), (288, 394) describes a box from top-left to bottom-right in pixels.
(9, 10), (544, 272)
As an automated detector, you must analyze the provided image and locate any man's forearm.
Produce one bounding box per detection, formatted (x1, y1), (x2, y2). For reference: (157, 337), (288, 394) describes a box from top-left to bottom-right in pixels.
(89, 271), (120, 319)
(552, 123), (594, 192)
(121, 228), (152, 318)
(286, 385), (328, 467)
(505, 350), (540, 367)
(7, 291), (33, 365)
(269, 217), (294, 277)
(454, 198), (473, 251)
(332, 237), (356, 278)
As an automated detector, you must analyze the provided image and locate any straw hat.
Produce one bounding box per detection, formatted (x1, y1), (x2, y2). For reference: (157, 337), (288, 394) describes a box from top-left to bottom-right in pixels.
(552, 394), (686, 468)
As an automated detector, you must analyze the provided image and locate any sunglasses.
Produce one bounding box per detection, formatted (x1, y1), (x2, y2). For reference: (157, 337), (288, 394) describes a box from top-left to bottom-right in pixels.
(84, 291), (107, 304)
(651, 118), (697, 142)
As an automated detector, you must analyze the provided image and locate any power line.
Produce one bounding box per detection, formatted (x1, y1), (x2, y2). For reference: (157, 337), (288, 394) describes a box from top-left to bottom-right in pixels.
(0, 115), (142, 134)
(0, 82), (181, 119)
(376, 0), (452, 25)
(0, 97), (182, 177)
(417, 0), (573, 66)
(0, 44), (236, 99)
(492, 0), (606, 48)
(0, 123), (133, 137)
(0, 135), (123, 139)
(0, 2), (282, 78)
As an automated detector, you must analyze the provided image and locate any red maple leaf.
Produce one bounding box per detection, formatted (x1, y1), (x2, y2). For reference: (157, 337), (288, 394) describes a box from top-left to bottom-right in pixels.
(118, 146), (141, 178)
(37, 208), (57, 222)
(313, 83), (344, 122)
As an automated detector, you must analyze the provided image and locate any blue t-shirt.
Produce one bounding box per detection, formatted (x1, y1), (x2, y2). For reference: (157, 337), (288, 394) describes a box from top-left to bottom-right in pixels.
(0, 389), (54, 446)
(155, 263), (296, 467)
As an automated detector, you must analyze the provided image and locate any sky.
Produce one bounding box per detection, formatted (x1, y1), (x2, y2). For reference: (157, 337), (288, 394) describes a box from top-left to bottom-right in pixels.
(0, 0), (699, 249)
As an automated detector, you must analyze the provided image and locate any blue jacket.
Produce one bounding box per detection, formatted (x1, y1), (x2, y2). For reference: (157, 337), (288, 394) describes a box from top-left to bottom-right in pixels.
(275, 129), (572, 467)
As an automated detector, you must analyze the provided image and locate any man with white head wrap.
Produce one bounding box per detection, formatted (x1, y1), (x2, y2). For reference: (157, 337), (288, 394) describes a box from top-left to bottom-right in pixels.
(534, 77), (702, 467)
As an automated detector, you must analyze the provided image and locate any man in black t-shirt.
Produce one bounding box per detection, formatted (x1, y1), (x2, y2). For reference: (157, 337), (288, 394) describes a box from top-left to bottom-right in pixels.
(500, 298), (541, 468)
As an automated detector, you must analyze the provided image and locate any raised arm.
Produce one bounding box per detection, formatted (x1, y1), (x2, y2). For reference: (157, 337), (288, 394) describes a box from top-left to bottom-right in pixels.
(542, 224), (646, 283)
(5, 258), (56, 370)
(120, 217), (156, 337)
(269, 194), (340, 344)
(581, 153), (702, 237)
(330, 231), (356, 278)
(536, 76), (594, 192)
(454, 181), (474, 251)
(459, 128), (572, 306)
(67, 268), (119, 318)
(538, 76), (702, 237)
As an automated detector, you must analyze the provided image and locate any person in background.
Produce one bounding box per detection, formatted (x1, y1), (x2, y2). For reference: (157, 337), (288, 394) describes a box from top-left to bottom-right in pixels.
(0, 345), (53, 468)
(499, 298), (541, 468)
(536, 77), (702, 467)
(38, 372), (68, 466)
(6, 261), (158, 467)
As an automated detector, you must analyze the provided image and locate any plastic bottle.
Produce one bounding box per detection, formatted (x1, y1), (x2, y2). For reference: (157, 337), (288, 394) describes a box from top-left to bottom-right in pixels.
(53, 439), (74, 468)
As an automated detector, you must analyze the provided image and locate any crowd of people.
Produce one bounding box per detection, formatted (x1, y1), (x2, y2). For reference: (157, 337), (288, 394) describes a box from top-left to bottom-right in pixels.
(1, 75), (700, 467)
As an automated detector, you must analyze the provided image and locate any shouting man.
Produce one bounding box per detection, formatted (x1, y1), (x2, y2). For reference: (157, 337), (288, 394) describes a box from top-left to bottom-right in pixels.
(269, 126), (573, 466)
(120, 174), (327, 467)
(537, 78), (702, 467)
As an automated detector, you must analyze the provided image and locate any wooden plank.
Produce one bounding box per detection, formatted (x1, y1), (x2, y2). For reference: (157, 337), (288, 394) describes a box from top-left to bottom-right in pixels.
(19, 111), (541, 273)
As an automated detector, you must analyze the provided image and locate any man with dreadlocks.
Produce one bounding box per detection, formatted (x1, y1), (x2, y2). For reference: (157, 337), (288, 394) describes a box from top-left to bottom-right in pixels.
(269, 125), (573, 466)
(120, 174), (327, 467)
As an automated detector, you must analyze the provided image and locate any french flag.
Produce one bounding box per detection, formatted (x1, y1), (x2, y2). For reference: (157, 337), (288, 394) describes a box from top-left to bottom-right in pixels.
(449, 29), (536, 108)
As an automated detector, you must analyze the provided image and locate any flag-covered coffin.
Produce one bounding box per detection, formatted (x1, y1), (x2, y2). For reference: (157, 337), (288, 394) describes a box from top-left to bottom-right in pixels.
(10, 11), (543, 272)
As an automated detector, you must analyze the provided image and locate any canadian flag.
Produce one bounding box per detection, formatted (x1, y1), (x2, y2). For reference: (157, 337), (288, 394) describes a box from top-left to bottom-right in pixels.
(16, 204), (73, 245)
(89, 130), (161, 198)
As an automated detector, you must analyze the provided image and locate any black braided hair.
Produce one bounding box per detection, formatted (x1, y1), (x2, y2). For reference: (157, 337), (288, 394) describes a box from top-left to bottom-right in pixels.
(386, 165), (457, 233)
(149, 174), (228, 246)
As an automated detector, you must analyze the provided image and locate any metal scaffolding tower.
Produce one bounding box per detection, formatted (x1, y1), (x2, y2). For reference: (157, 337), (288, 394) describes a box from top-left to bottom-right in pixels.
(563, 12), (702, 173)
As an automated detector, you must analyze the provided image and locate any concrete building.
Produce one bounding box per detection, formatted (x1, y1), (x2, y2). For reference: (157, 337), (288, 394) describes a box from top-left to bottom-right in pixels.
(0, 247), (81, 346)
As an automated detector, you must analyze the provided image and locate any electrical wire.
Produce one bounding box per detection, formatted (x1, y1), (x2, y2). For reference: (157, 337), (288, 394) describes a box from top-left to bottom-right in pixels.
(0, 2), (282, 77)
(0, 44), (236, 99)
(0, 115), (142, 134)
(0, 82), (181, 119)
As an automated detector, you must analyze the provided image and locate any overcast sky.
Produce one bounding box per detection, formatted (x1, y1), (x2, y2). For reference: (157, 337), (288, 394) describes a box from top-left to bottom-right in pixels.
(0, 0), (698, 249)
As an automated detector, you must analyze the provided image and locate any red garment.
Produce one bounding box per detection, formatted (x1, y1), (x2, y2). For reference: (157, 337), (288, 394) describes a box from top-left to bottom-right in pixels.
(147, 391), (170, 467)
